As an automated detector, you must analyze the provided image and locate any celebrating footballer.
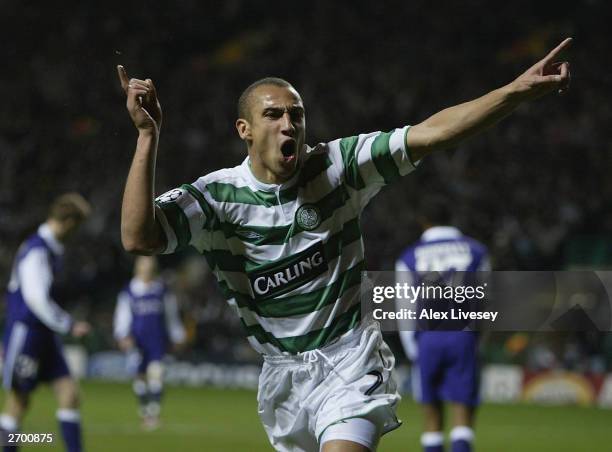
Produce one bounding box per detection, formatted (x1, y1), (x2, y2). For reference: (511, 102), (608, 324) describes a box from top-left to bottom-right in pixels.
(117, 37), (571, 452)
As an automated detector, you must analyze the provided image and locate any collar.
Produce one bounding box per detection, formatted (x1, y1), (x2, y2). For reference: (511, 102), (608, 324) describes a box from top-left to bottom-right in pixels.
(421, 226), (462, 242)
(129, 278), (163, 296)
(38, 224), (65, 255)
(241, 146), (309, 192)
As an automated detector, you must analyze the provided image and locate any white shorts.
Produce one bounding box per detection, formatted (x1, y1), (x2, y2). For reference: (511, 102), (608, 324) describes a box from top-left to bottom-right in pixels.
(257, 321), (402, 452)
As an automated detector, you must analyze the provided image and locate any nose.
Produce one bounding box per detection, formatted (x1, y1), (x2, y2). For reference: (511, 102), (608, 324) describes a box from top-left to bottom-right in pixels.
(280, 112), (295, 135)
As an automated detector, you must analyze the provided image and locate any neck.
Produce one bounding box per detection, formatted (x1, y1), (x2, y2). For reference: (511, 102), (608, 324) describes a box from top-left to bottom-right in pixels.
(247, 152), (295, 185)
(420, 221), (435, 232)
(46, 220), (65, 243)
(249, 162), (289, 185)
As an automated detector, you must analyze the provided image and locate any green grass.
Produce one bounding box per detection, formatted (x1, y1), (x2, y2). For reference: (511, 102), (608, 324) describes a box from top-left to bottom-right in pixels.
(4, 381), (611, 451)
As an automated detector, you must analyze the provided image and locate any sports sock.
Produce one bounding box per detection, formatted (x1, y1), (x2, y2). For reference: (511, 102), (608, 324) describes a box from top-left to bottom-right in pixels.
(132, 379), (149, 416)
(422, 431), (444, 452)
(147, 379), (163, 418)
(0, 414), (18, 452)
(146, 362), (164, 419)
(450, 426), (474, 452)
(57, 409), (82, 452)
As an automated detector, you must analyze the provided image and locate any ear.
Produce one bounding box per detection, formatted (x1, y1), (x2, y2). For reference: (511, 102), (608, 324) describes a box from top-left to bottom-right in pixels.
(236, 118), (251, 140)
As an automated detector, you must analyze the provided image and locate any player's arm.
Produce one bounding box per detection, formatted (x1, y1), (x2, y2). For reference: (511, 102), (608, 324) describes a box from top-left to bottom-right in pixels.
(117, 65), (166, 255)
(164, 293), (186, 345)
(477, 252), (492, 272)
(406, 38), (572, 162)
(18, 248), (89, 336)
(395, 259), (418, 361)
(113, 292), (133, 347)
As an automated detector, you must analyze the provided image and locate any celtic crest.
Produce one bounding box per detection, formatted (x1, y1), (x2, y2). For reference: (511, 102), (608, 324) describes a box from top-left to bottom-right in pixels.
(295, 204), (321, 231)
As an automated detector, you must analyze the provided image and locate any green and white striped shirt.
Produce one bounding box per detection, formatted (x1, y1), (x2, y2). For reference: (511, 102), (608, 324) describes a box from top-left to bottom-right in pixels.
(155, 126), (416, 355)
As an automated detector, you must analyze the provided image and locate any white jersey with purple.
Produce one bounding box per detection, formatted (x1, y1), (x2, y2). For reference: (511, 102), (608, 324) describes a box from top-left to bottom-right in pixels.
(396, 226), (489, 406)
(113, 278), (185, 373)
(2, 224), (73, 391)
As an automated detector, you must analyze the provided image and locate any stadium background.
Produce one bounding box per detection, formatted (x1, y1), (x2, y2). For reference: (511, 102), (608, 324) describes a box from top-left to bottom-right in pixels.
(1, 0), (611, 450)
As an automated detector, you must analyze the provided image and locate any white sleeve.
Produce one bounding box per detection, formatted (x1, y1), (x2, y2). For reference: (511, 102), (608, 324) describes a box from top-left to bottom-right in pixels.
(477, 253), (492, 271)
(164, 293), (186, 344)
(395, 259), (418, 360)
(155, 184), (210, 254)
(18, 248), (73, 334)
(399, 330), (418, 361)
(331, 126), (418, 211)
(113, 292), (133, 340)
(395, 259), (414, 283)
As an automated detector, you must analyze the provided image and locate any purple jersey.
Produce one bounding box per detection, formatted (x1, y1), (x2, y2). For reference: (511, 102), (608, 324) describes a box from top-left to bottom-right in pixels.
(122, 281), (168, 347)
(397, 227), (488, 273)
(396, 226), (489, 406)
(6, 232), (64, 331)
(3, 225), (72, 391)
(114, 279), (185, 373)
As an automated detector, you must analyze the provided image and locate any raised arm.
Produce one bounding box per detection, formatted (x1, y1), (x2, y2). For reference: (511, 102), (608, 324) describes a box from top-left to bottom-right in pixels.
(117, 65), (166, 254)
(406, 38), (572, 162)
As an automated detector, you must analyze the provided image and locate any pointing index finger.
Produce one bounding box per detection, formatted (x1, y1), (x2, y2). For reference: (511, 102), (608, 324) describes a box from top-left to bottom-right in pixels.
(146, 78), (158, 97)
(117, 65), (129, 90)
(543, 38), (573, 63)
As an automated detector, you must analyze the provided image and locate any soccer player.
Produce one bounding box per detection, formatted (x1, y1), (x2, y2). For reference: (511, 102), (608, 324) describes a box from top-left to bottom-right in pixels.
(116, 38), (570, 452)
(396, 197), (489, 452)
(113, 255), (186, 430)
(1, 193), (91, 452)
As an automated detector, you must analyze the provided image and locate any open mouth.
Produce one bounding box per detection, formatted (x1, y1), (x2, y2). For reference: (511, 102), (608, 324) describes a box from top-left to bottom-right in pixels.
(280, 140), (297, 160)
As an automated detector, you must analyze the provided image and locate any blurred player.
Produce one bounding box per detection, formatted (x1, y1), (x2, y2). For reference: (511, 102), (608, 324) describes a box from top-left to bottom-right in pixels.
(113, 256), (185, 430)
(396, 197), (489, 452)
(1, 193), (91, 452)
(116, 38), (570, 452)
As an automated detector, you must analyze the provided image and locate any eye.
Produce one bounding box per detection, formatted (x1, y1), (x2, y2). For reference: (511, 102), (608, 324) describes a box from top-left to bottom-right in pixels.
(264, 109), (283, 119)
(290, 109), (304, 121)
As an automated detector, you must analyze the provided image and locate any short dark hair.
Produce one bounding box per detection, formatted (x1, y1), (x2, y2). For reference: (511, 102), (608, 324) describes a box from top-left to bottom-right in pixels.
(418, 195), (452, 226)
(48, 192), (91, 223)
(237, 77), (294, 120)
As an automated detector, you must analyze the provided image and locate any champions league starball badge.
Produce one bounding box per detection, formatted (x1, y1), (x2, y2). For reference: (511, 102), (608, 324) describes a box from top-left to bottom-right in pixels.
(295, 204), (321, 231)
(157, 189), (183, 204)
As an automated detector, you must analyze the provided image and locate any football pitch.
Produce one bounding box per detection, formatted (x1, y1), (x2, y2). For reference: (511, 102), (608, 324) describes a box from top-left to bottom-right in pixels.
(5, 381), (611, 451)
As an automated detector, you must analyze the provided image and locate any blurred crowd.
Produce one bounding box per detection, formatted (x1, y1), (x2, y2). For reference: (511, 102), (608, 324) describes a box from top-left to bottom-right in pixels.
(1, 0), (611, 368)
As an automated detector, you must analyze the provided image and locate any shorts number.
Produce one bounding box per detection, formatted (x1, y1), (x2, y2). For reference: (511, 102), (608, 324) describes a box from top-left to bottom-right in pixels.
(364, 370), (383, 396)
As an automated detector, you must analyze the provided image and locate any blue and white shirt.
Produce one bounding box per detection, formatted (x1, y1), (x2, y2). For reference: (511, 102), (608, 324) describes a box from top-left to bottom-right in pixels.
(396, 226), (489, 273)
(396, 226), (490, 358)
(5, 224), (73, 334)
(113, 278), (186, 346)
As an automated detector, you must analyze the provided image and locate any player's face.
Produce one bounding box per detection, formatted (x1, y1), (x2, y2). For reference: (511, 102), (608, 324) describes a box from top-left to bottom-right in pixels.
(56, 218), (84, 242)
(241, 85), (305, 183)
